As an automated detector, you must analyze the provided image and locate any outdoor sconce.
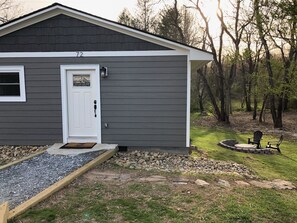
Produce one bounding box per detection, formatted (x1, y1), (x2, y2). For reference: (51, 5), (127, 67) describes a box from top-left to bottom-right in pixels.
(100, 67), (108, 78)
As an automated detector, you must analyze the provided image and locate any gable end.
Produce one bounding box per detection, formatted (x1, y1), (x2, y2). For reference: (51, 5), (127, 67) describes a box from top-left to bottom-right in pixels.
(0, 14), (171, 52)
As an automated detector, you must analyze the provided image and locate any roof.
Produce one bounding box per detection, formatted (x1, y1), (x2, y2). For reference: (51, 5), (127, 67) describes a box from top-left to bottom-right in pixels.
(0, 3), (213, 61)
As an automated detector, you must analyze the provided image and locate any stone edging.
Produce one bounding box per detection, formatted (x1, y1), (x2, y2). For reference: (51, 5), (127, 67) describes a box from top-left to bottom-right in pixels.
(218, 139), (273, 154)
(86, 170), (297, 190)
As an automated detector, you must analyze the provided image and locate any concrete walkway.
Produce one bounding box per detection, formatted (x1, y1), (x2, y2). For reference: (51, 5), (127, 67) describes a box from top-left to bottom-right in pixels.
(47, 143), (117, 155)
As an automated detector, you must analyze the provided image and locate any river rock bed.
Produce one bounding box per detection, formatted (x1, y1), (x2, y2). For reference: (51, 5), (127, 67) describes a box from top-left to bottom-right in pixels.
(109, 150), (255, 178)
(0, 145), (48, 166)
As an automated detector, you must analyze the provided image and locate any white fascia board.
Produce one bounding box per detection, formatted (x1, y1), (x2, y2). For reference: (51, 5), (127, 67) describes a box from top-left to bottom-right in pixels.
(0, 7), (62, 37)
(189, 49), (213, 61)
(0, 50), (187, 58)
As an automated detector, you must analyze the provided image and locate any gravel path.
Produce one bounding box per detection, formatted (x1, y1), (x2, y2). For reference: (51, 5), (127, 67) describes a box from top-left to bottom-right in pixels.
(0, 151), (104, 209)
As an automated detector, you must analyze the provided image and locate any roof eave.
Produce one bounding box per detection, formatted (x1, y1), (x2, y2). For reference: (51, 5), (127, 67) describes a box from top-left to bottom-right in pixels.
(0, 3), (214, 61)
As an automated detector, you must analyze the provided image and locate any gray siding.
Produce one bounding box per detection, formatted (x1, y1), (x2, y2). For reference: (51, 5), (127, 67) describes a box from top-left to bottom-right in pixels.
(0, 15), (170, 52)
(0, 56), (187, 147)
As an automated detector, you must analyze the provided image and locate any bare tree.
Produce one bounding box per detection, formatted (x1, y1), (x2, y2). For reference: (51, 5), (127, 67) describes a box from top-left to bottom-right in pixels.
(253, 0), (297, 128)
(0, 0), (21, 24)
(187, 0), (252, 122)
(269, 0), (297, 111)
(118, 8), (136, 27)
(118, 0), (159, 33)
(186, 0), (226, 121)
(157, 0), (201, 46)
(240, 23), (263, 116)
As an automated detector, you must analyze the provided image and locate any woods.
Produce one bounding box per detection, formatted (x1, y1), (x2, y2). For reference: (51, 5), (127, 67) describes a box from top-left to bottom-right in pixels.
(118, 0), (297, 129)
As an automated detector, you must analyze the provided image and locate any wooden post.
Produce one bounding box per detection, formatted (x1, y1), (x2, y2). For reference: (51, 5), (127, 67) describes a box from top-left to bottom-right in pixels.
(0, 202), (9, 223)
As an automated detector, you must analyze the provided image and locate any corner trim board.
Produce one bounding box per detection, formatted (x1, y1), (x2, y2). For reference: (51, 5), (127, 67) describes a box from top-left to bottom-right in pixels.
(186, 56), (191, 147)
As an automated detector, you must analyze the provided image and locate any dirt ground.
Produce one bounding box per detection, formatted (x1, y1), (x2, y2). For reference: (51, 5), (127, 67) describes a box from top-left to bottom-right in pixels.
(14, 162), (297, 223)
(18, 163), (235, 217)
(193, 111), (297, 140)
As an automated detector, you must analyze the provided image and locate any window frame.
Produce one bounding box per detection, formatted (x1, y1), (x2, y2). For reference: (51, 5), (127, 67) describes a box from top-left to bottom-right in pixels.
(0, 66), (26, 102)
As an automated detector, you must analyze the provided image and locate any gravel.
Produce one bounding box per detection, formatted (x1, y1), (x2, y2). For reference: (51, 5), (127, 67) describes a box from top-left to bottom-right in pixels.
(109, 150), (255, 178)
(0, 146), (47, 166)
(0, 151), (104, 209)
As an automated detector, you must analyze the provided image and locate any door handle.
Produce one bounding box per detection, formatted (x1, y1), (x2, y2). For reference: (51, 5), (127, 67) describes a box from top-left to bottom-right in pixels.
(94, 100), (97, 117)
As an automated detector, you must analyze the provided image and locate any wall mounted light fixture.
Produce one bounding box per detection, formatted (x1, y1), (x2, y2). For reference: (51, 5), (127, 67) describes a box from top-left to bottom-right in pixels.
(100, 67), (108, 78)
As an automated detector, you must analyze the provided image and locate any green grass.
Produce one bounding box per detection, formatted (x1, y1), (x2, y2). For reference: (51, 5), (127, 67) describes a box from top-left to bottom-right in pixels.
(13, 180), (297, 223)
(10, 112), (297, 223)
(191, 117), (297, 183)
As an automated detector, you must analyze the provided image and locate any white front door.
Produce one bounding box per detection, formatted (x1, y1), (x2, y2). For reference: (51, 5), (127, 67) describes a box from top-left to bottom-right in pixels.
(66, 69), (99, 142)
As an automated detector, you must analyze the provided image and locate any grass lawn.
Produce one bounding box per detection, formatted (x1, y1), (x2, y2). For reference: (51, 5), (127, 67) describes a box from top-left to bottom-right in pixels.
(10, 113), (297, 223)
(191, 116), (297, 183)
(12, 177), (297, 223)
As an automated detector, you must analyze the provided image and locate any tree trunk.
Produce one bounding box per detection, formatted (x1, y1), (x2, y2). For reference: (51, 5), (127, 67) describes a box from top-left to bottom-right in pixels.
(254, 0), (282, 128)
(275, 97), (284, 128)
(219, 75), (227, 122)
(198, 96), (205, 114)
(246, 81), (252, 111)
(259, 95), (267, 123)
(197, 69), (222, 119)
(253, 94), (257, 120)
(241, 62), (252, 112)
(225, 84), (231, 121)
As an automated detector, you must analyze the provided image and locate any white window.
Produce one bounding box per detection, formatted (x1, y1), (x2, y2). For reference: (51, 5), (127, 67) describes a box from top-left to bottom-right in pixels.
(0, 66), (26, 102)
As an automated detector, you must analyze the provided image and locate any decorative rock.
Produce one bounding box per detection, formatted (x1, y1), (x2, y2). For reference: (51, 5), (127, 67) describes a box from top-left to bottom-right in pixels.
(172, 178), (189, 185)
(119, 174), (132, 181)
(195, 179), (209, 187)
(111, 150), (255, 177)
(0, 145), (47, 166)
(249, 180), (273, 189)
(138, 175), (167, 182)
(235, 180), (250, 187)
(218, 179), (231, 187)
(270, 179), (296, 190)
(219, 140), (273, 154)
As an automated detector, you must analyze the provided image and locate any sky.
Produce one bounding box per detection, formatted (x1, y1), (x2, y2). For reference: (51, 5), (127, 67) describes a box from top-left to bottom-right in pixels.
(15, 0), (223, 31)
(16, 0), (138, 21)
(13, 0), (226, 39)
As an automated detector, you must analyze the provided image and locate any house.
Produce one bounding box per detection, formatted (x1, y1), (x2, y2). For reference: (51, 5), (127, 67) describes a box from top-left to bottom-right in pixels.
(0, 3), (212, 149)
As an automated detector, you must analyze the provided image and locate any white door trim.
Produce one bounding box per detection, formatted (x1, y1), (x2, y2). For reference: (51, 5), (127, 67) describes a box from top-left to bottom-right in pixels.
(60, 64), (101, 143)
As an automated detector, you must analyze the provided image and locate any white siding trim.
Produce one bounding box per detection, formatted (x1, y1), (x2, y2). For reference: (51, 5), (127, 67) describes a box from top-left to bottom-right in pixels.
(0, 66), (26, 102)
(60, 64), (101, 144)
(186, 56), (191, 147)
(0, 50), (188, 58)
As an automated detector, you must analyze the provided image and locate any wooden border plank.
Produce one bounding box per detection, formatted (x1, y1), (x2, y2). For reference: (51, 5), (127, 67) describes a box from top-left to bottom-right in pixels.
(0, 202), (9, 223)
(8, 148), (117, 220)
(0, 150), (46, 171)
